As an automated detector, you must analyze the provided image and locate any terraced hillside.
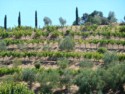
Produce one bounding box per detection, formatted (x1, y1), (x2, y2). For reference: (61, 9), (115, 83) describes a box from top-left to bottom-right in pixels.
(0, 25), (125, 94)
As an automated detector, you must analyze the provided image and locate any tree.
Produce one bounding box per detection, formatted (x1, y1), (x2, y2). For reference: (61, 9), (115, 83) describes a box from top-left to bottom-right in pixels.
(124, 16), (125, 21)
(18, 12), (21, 27)
(107, 11), (117, 23)
(4, 15), (7, 30)
(59, 17), (66, 26)
(82, 13), (89, 22)
(101, 17), (109, 25)
(75, 7), (79, 25)
(43, 17), (52, 26)
(80, 10), (109, 25)
(35, 11), (38, 28)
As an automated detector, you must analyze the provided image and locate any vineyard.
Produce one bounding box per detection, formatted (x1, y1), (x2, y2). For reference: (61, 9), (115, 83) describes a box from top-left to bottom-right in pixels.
(0, 25), (125, 94)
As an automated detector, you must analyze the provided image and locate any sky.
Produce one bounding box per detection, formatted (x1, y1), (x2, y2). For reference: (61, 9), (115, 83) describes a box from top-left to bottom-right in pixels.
(0, 0), (125, 28)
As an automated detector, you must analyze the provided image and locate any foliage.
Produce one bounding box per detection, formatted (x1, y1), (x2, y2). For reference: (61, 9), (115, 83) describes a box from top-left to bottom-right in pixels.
(75, 7), (79, 25)
(60, 69), (73, 90)
(79, 60), (94, 68)
(77, 10), (117, 25)
(75, 69), (104, 93)
(22, 68), (36, 89)
(43, 17), (52, 26)
(0, 40), (7, 50)
(57, 57), (69, 69)
(108, 11), (117, 23)
(35, 11), (38, 28)
(83, 24), (98, 31)
(38, 69), (60, 93)
(119, 26), (125, 32)
(4, 15), (7, 30)
(103, 52), (118, 68)
(0, 67), (20, 76)
(34, 62), (41, 69)
(13, 58), (22, 67)
(18, 12), (21, 28)
(59, 36), (75, 51)
(97, 47), (107, 54)
(59, 17), (66, 26)
(0, 82), (34, 94)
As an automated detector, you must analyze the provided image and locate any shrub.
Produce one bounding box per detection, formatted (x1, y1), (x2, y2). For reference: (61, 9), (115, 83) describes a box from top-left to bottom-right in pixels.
(22, 68), (36, 89)
(57, 58), (69, 69)
(38, 70), (60, 94)
(75, 69), (104, 94)
(34, 62), (41, 69)
(59, 36), (75, 51)
(79, 60), (94, 68)
(103, 52), (118, 68)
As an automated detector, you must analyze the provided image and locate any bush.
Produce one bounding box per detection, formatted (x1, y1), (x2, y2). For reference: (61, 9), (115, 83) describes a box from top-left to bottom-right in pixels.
(97, 47), (107, 54)
(57, 58), (69, 69)
(34, 62), (41, 69)
(103, 52), (118, 68)
(22, 68), (36, 89)
(59, 36), (75, 51)
(38, 70), (60, 94)
(79, 60), (94, 68)
(75, 69), (103, 94)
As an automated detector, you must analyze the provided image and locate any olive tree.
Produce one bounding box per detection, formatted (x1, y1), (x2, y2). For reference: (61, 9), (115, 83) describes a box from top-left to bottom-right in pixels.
(43, 17), (52, 26)
(59, 17), (66, 26)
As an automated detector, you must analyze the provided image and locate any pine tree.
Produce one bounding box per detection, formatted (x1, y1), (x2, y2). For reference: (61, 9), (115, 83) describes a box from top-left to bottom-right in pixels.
(18, 12), (21, 27)
(75, 7), (79, 25)
(4, 15), (7, 30)
(35, 11), (38, 28)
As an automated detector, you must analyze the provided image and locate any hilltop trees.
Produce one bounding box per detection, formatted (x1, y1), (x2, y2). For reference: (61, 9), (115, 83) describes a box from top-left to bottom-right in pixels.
(107, 11), (117, 23)
(74, 10), (117, 25)
(4, 15), (7, 30)
(59, 17), (66, 26)
(43, 17), (52, 26)
(35, 11), (38, 28)
(18, 12), (21, 28)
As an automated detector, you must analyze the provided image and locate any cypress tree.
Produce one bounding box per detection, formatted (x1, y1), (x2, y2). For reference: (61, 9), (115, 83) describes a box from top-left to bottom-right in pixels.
(4, 15), (7, 30)
(18, 12), (21, 28)
(35, 11), (38, 28)
(75, 7), (79, 25)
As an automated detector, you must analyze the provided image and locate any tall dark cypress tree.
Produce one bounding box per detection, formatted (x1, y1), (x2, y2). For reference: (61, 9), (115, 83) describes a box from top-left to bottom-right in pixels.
(4, 15), (7, 30)
(75, 7), (79, 25)
(35, 11), (38, 28)
(18, 12), (21, 28)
